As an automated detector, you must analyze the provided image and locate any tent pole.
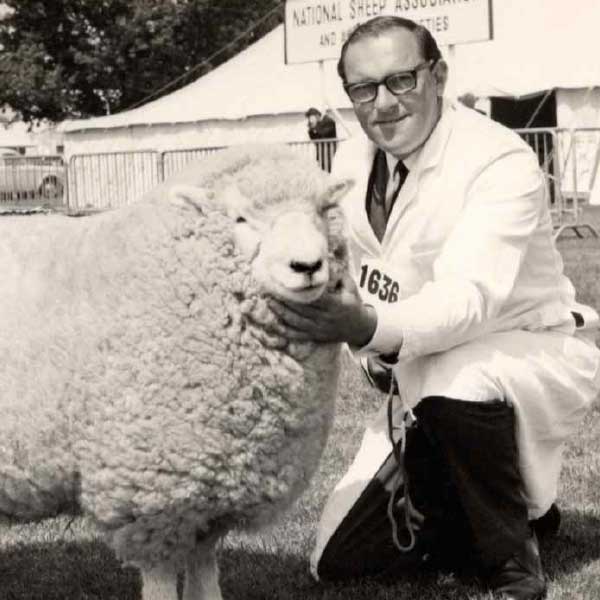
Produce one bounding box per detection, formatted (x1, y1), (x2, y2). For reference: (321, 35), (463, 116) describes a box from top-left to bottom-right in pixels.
(319, 59), (353, 139)
(586, 86), (600, 206)
(588, 137), (600, 206)
(524, 88), (553, 129)
(446, 44), (456, 100)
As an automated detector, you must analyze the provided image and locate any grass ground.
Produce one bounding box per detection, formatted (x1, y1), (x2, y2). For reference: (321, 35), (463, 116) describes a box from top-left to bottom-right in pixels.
(1, 208), (600, 600)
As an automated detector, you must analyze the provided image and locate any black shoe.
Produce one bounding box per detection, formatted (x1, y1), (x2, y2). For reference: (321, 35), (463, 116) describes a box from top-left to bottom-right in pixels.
(530, 503), (561, 539)
(488, 530), (547, 600)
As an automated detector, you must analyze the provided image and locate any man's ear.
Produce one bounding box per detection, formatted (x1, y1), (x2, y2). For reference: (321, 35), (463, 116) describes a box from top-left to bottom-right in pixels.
(168, 184), (208, 214)
(433, 59), (449, 97)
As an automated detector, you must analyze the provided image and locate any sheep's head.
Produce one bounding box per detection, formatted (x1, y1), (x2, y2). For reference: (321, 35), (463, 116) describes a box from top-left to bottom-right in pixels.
(168, 150), (354, 305)
(224, 179), (352, 303)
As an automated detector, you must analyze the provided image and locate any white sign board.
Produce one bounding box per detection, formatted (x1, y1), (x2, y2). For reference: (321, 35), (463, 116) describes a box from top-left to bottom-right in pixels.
(284, 0), (493, 64)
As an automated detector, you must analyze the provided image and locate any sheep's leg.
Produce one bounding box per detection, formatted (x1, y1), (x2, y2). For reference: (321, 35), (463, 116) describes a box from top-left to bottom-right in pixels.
(182, 542), (223, 600)
(140, 564), (179, 600)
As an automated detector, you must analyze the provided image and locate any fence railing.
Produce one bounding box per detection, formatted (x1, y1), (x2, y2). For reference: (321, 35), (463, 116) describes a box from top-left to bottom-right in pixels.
(161, 146), (227, 180)
(288, 138), (338, 173)
(67, 151), (162, 211)
(516, 127), (600, 239)
(0, 155), (65, 211)
(3, 132), (598, 238)
(65, 139), (338, 212)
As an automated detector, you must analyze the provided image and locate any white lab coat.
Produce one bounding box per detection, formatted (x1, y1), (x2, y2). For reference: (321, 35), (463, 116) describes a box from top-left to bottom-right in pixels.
(311, 102), (600, 577)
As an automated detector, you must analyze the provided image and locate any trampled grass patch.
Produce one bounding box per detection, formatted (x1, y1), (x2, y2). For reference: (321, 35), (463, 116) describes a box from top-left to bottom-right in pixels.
(1, 208), (600, 599)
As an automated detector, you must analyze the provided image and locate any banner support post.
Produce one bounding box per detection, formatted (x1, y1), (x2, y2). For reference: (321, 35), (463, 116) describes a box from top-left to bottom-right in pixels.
(445, 44), (456, 100)
(319, 59), (353, 139)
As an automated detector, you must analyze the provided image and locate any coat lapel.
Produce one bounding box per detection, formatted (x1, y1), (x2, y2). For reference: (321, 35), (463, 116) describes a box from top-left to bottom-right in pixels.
(384, 102), (457, 238)
(337, 101), (457, 251)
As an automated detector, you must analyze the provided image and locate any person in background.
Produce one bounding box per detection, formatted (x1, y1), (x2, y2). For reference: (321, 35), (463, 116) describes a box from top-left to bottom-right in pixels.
(305, 106), (338, 140)
(271, 15), (600, 600)
(305, 107), (338, 171)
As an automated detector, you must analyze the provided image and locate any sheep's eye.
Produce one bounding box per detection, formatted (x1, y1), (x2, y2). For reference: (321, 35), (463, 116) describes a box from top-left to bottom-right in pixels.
(236, 216), (247, 224)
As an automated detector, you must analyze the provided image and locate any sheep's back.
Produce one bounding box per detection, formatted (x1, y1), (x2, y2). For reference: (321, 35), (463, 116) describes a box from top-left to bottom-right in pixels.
(0, 202), (237, 521)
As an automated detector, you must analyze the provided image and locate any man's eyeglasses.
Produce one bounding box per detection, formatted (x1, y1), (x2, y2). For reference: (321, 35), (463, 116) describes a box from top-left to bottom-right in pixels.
(344, 60), (436, 104)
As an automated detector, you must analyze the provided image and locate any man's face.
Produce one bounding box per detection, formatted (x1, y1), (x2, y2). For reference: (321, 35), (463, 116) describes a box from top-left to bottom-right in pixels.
(343, 28), (447, 158)
(307, 114), (319, 128)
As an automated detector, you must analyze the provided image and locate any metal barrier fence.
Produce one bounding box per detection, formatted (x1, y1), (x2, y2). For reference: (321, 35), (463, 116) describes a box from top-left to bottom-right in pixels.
(64, 140), (338, 212)
(161, 140), (337, 179)
(161, 146), (226, 179)
(516, 127), (563, 225)
(0, 155), (65, 210)
(4, 132), (597, 237)
(288, 139), (337, 173)
(67, 151), (161, 211)
(516, 127), (600, 238)
(557, 127), (600, 199)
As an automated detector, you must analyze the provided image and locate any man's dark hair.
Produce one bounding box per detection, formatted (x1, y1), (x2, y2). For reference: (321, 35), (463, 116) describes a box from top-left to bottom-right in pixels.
(337, 16), (443, 83)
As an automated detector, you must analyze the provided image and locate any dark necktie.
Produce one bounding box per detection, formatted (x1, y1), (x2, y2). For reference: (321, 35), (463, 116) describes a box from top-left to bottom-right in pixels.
(369, 150), (409, 242)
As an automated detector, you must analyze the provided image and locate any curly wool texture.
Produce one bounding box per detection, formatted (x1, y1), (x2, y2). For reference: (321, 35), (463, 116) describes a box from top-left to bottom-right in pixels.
(0, 145), (349, 568)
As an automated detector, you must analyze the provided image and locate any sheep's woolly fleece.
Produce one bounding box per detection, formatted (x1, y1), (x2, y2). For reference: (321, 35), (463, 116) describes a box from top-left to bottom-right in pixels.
(0, 145), (349, 569)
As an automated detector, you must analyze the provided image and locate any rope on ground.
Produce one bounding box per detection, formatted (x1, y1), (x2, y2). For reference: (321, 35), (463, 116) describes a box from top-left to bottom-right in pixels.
(386, 370), (421, 554)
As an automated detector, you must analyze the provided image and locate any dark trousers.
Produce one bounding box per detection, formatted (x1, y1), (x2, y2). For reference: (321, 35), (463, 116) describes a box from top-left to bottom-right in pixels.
(316, 396), (529, 581)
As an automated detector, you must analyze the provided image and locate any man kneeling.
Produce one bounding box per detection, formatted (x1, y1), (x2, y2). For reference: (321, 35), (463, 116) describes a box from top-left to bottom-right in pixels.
(269, 15), (600, 600)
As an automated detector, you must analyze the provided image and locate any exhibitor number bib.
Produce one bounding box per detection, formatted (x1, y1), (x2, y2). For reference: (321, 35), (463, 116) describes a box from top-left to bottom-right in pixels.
(359, 262), (400, 304)
(357, 258), (426, 309)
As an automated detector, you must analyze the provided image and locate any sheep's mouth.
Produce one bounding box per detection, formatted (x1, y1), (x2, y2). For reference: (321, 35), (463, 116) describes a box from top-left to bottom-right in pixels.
(299, 282), (322, 292)
(273, 281), (327, 303)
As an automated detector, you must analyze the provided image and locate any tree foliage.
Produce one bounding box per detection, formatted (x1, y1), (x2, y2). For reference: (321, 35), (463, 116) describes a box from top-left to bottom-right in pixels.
(0, 0), (282, 124)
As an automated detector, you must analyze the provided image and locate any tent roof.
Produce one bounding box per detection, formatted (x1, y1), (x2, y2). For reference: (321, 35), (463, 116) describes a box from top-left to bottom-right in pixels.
(62, 0), (600, 133)
(445, 0), (600, 98)
(0, 121), (37, 147)
(61, 27), (349, 133)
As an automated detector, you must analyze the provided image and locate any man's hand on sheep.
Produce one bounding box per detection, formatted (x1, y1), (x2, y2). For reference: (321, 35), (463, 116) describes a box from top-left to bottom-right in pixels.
(268, 272), (377, 347)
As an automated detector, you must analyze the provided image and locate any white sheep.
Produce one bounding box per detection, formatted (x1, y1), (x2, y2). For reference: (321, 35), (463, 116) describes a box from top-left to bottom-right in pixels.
(0, 144), (353, 600)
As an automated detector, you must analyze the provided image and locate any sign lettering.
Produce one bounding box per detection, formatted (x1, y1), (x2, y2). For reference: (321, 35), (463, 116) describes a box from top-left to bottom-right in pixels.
(284, 0), (493, 63)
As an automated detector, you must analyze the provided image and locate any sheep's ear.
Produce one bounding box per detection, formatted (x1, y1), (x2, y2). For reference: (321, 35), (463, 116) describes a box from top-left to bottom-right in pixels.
(168, 184), (208, 213)
(320, 178), (355, 207)
(222, 184), (248, 219)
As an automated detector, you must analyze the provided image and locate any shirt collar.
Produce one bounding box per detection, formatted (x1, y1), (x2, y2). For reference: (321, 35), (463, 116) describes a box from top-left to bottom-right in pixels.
(385, 151), (400, 177)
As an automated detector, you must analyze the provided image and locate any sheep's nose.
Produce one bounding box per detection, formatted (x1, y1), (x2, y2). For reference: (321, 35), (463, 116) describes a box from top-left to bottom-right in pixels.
(290, 259), (323, 275)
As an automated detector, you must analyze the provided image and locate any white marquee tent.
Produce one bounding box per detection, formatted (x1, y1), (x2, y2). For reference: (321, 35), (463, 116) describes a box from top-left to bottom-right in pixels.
(446, 0), (600, 99)
(60, 0), (600, 157)
(59, 25), (356, 156)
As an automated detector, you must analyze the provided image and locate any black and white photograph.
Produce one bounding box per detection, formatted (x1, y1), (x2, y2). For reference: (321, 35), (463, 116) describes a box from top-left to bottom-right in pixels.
(1, 1), (599, 599)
